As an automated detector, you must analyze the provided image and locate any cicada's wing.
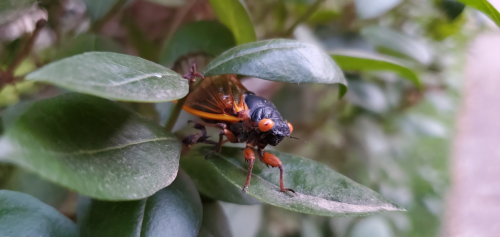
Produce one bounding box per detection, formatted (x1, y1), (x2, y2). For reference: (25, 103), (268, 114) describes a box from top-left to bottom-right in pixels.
(183, 74), (248, 122)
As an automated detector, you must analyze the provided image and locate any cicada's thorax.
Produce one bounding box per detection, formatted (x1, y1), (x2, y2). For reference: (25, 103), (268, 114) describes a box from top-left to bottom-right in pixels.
(227, 92), (291, 147)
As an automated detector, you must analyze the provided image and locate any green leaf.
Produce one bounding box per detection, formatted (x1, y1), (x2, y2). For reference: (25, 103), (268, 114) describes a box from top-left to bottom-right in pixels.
(181, 147), (260, 205)
(54, 34), (122, 60)
(159, 21), (236, 67)
(361, 26), (432, 65)
(0, 190), (79, 237)
(77, 170), (202, 237)
(200, 147), (404, 216)
(0, 93), (181, 200)
(458, 0), (500, 26)
(331, 50), (421, 88)
(83, 0), (120, 22)
(198, 201), (233, 237)
(440, 0), (466, 21)
(26, 52), (188, 102)
(3, 168), (69, 208)
(208, 0), (256, 45)
(203, 39), (348, 98)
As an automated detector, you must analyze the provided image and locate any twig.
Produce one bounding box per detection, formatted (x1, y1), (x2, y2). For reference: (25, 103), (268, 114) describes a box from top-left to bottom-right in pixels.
(0, 19), (46, 89)
(163, 0), (198, 44)
(283, 0), (324, 36)
(90, 0), (128, 32)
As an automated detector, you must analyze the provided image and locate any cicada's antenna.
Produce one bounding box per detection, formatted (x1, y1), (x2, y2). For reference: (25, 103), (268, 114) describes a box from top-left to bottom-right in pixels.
(287, 136), (307, 143)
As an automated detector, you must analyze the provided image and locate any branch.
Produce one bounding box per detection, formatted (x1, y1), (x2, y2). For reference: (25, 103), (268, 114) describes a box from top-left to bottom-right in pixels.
(90, 0), (128, 32)
(283, 0), (324, 36)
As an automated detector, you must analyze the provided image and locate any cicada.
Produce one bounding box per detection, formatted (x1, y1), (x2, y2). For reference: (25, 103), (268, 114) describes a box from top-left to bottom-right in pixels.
(182, 65), (295, 193)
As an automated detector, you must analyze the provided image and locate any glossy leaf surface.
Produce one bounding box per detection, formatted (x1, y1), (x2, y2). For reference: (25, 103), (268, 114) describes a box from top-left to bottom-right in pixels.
(198, 201), (233, 237)
(77, 170), (202, 237)
(26, 52), (188, 102)
(0, 93), (181, 200)
(0, 190), (78, 237)
(203, 39), (347, 97)
(202, 147), (404, 216)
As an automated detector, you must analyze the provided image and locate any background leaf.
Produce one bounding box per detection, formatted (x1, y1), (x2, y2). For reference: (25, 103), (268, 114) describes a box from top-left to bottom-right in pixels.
(199, 147), (404, 217)
(458, 0), (500, 26)
(354, 0), (403, 19)
(0, 93), (181, 200)
(159, 21), (236, 67)
(203, 39), (347, 97)
(440, 0), (466, 21)
(181, 146), (260, 205)
(2, 168), (69, 208)
(208, 0), (257, 45)
(26, 52), (188, 102)
(0, 190), (79, 237)
(198, 201), (233, 237)
(331, 50), (421, 88)
(54, 34), (123, 60)
(361, 26), (433, 65)
(77, 170), (202, 237)
(0, 0), (35, 13)
(83, 0), (121, 22)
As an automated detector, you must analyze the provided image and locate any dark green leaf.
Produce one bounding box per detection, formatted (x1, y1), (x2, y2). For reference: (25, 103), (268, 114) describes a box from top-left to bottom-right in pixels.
(203, 39), (347, 98)
(77, 170), (202, 237)
(0, 190), (78, 237)
(198, 201), (233, 237)
(201, 147), (404, 216)
(54, 34), (122, 60)
(159, 21), (236, 67)
(361, 26), (432, 65)
(181, 147), (260, 205)
(440, 0), (466, 21)
(331, 50), (421, 88)
(0, 93), (181, 200)
(208, 0), (256, 45)
(458, 0), (500, 26)
(26, 52), (188, 102)
(354, 0), (402, 19)
(3, 168), (69, 208)
(83, 0), (120, 22)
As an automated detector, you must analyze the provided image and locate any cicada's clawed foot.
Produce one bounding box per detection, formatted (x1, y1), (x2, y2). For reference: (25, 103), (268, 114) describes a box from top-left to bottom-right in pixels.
(280, 188), (296, 194)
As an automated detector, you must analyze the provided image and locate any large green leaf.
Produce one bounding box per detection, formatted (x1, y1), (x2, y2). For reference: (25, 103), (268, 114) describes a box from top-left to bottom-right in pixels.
(0, 190), (79, 237)
(198, 147), (404, 216)
(458, 0), (500, 26)
(331, 50), (421, 88)
(361, 26), (432, 65)
(0, 93), (181, 200)
(198, 201), (233, 237)
(26, 52), (188, 102)
(159, 21), (236, 67)
(181, 147), (260, 205)
(208, 0), (256, 45)
(203, 39), (348, 98)
(77, 170), (202, 237)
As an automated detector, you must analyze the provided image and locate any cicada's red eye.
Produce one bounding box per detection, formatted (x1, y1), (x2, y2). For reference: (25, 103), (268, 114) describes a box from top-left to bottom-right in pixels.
(258, 119), (274, 132)
(287, 122), (293, 134)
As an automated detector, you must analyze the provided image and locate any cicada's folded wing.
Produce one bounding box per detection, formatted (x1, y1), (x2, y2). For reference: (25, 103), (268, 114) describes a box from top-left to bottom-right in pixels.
(183, 74), (248, 123)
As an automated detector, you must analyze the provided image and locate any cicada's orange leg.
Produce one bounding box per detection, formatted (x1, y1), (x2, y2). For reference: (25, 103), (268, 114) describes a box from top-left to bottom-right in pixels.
(242, 146), (255, 192)
(257, 149), (295, 194)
